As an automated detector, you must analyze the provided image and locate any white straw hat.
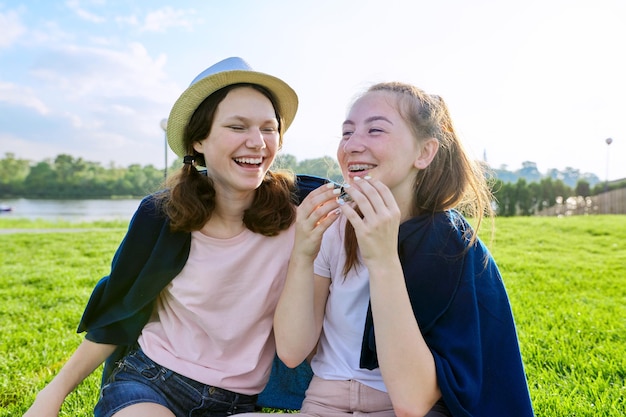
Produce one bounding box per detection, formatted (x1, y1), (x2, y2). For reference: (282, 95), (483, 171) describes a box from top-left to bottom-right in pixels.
(166, 57), (298, 157)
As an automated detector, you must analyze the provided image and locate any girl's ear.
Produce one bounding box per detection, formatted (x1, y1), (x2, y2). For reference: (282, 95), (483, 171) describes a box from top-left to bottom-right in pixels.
(414, 138), (439, 169)
(192, 141), (203, 154)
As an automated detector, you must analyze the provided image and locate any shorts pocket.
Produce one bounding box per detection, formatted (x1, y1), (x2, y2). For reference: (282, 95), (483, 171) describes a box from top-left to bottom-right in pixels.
(116, 350), (162, 381)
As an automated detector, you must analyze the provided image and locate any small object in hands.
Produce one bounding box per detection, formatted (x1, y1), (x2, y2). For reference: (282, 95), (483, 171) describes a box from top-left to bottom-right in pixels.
(337, 184), (353, 205)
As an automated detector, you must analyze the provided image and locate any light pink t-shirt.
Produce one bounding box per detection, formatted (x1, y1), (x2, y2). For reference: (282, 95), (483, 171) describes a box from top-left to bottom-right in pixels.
(138, 225), (295, 395)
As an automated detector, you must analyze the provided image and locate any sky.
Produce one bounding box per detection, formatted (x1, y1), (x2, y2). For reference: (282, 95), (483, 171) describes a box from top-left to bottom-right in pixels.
(1, 0), (625, 181)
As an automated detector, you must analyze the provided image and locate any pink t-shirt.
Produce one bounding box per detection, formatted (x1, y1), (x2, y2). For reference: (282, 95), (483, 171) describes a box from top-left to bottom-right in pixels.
(138, 225), (295, 395)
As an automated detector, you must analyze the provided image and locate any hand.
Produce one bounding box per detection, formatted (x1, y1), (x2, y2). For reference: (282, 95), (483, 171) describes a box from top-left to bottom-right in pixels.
(338, 176), (401, 265)
(293, 183), (341, 259)
(23, 387), (63, 417)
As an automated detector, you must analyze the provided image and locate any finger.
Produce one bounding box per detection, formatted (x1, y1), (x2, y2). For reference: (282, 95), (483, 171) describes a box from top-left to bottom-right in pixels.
(309, 198), (341, 227)
(338, 202), (361, 226)
(301, 183), (340, 216)
(341, 177), (382, 219)
(364, 177), (396, 209)
(315, 207), (341, 229)
(302, 198), (341, 229)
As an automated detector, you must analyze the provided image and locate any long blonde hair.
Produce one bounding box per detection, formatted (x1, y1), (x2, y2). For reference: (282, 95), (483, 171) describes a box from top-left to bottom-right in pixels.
(343, 82), (493, 275)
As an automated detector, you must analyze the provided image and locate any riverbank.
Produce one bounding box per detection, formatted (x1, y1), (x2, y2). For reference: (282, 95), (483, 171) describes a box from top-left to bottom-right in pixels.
(0, 198), (140, 222)
(0, 227), (118, 234)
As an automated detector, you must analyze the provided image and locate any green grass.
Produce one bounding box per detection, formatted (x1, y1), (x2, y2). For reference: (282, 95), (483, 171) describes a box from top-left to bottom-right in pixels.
(1, 216), (625, 416)
(0, 217), (129, 229)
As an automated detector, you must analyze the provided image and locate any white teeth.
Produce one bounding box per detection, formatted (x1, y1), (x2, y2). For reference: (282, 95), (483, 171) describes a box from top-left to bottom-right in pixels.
(348, 164), (375, 172)
(234, 157), (262, 164)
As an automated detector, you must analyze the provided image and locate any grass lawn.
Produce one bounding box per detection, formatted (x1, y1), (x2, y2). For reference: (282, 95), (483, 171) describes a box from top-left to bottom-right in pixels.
(1, 216), (624, 416)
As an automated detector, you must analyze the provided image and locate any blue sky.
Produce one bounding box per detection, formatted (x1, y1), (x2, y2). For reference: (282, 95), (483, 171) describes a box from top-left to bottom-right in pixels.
(1, 0), (625, 180)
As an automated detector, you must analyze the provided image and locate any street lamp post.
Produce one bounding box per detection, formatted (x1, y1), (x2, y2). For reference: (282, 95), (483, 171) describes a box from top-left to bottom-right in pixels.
(160, 118), (168, 179)
(605, 137), (613, 214)
(605, 137), (613, 192)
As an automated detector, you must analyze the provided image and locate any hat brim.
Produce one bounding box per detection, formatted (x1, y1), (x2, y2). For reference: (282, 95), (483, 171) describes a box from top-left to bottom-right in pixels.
(167, 70), (298, 158)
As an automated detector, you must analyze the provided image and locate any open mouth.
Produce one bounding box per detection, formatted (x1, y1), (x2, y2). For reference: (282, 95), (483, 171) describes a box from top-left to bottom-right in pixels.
(234, 157), (263, 167)
(348, 164), (376, 173)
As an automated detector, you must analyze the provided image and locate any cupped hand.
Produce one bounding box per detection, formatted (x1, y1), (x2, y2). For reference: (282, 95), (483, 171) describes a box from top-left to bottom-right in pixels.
(338, 176), (401, 264)
(293, 182), (341, 259)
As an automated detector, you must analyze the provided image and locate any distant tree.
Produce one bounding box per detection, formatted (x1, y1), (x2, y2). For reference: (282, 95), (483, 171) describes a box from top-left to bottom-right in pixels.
(0, 153), (30, 184)
(0, 153), (30, 196)
(575, 180), (591, 197)
(492, 165), (518, 183)
(295, 157), (343, 183)
(23, 160), (56, 197)
(592, 178), (626, 195)
(538, 177), (571, 208)
(516, 178), (534, 216)
(492, 176), (577, 216)
(528, 182), (543, 213)
(517, 161), (542, 183)
(561, 167), (582, 187)
(273, 154), (298, 172)
(492, 180), (517, 216)
(122, 164), (163, 195)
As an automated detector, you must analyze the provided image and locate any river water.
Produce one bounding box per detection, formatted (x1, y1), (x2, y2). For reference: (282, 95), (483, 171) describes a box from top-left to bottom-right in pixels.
(0, 198), (142, 222)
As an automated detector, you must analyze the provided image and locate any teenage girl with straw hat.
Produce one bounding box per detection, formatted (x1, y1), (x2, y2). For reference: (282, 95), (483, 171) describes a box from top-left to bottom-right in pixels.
(24, 57), (318, 417)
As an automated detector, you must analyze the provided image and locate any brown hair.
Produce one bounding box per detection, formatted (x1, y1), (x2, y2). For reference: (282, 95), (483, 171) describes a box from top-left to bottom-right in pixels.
(343, 82), (494, 275)
(159, 83), (296, 236)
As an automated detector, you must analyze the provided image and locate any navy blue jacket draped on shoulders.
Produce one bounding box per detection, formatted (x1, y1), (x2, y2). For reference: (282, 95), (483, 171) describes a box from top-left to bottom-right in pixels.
(360, 211), (534, 416)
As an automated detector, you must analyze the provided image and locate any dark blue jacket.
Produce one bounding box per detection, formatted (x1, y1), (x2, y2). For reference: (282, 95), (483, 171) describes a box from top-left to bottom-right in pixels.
(360, 210), (534, 416)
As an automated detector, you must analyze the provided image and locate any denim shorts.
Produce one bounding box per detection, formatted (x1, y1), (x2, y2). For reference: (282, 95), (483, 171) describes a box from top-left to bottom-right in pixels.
(94, 349), (258, 417)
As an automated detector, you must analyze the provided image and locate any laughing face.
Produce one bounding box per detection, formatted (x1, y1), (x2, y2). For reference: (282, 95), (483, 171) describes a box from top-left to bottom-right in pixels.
(193, 86), (280, 195)
(338, 90), (422, 198)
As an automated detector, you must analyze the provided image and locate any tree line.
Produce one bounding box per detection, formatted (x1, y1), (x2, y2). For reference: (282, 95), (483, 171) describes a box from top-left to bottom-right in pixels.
(1, 153), (624, 216)
(0, 153), (344, 200)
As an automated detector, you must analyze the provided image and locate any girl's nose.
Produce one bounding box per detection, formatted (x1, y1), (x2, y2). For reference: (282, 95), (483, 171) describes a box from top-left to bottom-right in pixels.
(342, 131), (366, 153)
(246, 129), (266, 149)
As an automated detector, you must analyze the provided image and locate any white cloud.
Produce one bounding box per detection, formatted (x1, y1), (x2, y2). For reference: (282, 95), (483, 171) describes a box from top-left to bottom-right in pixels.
(113, 7), (199, 32)
(111, 104), (137, 116)
(65, 0), (105, 23)
(140, 7), (199, 32)
(114, 14), (138, 26)
(29, 42), (176, 104)
(0, 82), (49, 114)
(0, 133), (63, 162)
(28, 21), (74, 45)
(0, 10), (26, 48)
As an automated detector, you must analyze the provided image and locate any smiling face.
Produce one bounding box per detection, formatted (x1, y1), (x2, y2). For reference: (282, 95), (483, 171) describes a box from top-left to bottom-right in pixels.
(338, 90), (424, 200)
(193, 86), (280, 195)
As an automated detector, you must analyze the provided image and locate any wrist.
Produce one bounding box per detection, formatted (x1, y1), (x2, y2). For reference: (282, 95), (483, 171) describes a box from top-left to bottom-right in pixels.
(36, 381), (69, 408)
(366, 258), (403, 279)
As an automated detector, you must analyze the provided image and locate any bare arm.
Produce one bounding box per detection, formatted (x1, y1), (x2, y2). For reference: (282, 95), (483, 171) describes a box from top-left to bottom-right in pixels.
(341, 177), (440, 417)
(23, 339), (116, 417)
(274, 184), (338, 368)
